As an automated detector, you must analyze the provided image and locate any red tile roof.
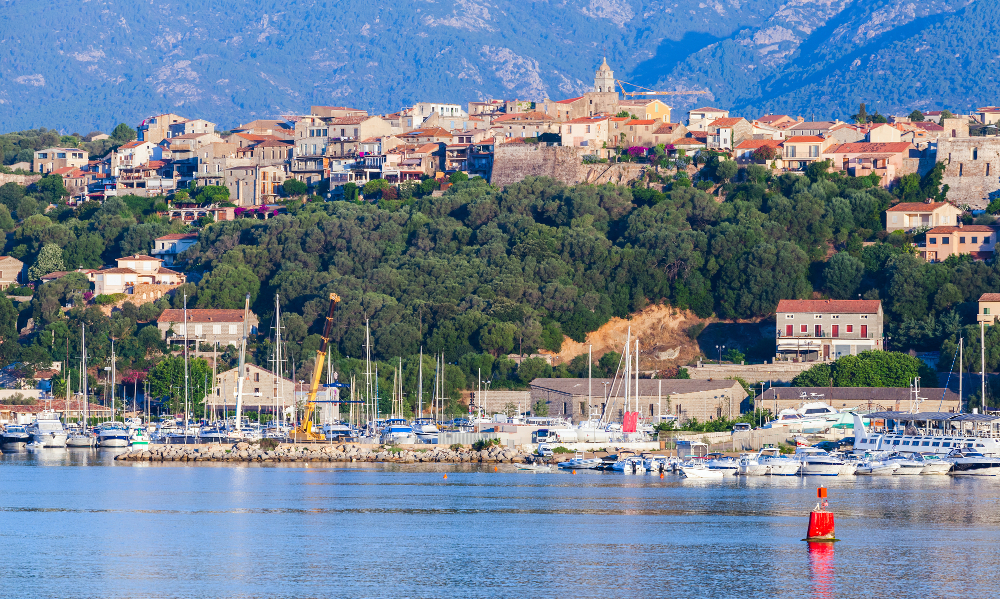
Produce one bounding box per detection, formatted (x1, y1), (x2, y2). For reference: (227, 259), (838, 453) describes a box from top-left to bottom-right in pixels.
(825, 142), (913, 154)
(735, 139), (783, 150)
(886, 202), (953, 213)
(329, 115), (370, 125)
(626, 119), (656, 126)
(776, 299), (882, 314)
(555, 96), (584, 104)
(691, 107), (727, 113)
(158, 309), (252, 323)
(980, 294), (1000, 302)
(118, 254), (160, 261)
(709, 117), (744, 128)
(653, 123), (683, 134)
(784, 135), (825, 143)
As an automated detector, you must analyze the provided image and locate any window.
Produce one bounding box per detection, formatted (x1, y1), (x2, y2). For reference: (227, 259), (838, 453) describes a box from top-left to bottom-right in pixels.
(846, 325), (853, 333)
(861, 315), (868, 319)
(787, 146), (796, 158)
(57, 152), (66, 158)
(985, 308), (991, 315)
(213, 324), (221, 334)
(891, 214), (898, 223)
(786, 314), (794, 319)
(195, 324), (202, 335)
(254, 372), (260, 382)
(831, 315), (840, 319)
(960, 237), (966, 244)
(786, 325), (793, 336)
(586, 125), (591, 133)
(567, 125), (572, 134)
(814, 314), (823, 319)
(254, 388), (260, 394)
(974, 236), (979, 243)
(832, 325), (839, 338)
(987, 236), (992, 244)
(800, 324), (807, 333)
(809, 145), (819, 157)
(229, 325), (238, 334)
(861, 325), (868, 338)
(942, 237), (950, 244)
(929, 237), (937, 244)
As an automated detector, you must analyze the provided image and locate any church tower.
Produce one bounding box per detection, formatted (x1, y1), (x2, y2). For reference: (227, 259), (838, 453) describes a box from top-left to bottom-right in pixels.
(594, 57), (615, 93)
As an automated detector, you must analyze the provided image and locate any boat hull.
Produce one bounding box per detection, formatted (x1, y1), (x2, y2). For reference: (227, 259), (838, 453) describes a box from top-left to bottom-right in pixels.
(800, 463), (841, 476)
(65, 436), (96, 448)
(680, 467), (725, 479)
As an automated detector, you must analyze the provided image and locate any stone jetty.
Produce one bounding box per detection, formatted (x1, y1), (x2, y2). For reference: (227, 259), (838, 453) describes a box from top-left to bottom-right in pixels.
(114, 442), (543, 464)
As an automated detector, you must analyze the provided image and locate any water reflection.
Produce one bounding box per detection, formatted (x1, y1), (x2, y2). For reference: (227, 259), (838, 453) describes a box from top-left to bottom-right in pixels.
(808, 542), (835, 599)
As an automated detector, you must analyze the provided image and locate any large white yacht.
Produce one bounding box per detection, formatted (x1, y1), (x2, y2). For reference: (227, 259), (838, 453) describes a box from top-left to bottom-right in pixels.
(794, 447), (843, 476)
(851, 412), (1000, 456)
(412, 418), (440, 444)
(27, 411), (68, 447)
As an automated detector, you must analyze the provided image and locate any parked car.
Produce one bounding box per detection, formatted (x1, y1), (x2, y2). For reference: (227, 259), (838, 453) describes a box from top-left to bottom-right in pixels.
(537, 443), (554, 457)
(732, 423), (752, 433)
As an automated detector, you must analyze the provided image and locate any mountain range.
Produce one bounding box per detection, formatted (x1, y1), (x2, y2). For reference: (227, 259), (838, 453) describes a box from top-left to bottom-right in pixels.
(1, 0), (998, 132)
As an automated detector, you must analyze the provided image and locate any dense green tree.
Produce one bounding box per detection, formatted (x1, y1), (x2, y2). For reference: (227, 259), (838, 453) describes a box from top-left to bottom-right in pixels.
(0, 295), (17, 366)
(147, 355), (212, 414)
(110, 123), (137, 143)
(824, 252), (864, 299)
(196, 264), (260, 309)
(908, 110), (925, 122)
(282, 179), (307, 196)
(0, 204), (13, 231)
(27, 243), (65, 280)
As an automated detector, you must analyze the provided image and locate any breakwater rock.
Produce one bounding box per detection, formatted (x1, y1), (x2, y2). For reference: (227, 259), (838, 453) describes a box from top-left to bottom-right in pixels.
(114, 442), (543, 464)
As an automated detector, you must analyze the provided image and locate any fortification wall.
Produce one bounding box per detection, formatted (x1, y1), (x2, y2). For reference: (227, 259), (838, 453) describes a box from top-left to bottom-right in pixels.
(937, 137), (1000, 209)
(491, 144), (588, 187)
(0, 173), (42, 187)
(97, 284), (181, 315)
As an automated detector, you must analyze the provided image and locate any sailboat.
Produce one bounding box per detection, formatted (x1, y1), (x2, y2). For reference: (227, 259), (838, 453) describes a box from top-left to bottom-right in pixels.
(413, 353), (440, 444)
(67, 324), (96, 448)
(97, 337), (130, 447)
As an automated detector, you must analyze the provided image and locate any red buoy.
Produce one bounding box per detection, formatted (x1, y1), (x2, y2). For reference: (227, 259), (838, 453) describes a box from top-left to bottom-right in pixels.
(805, 487), (837, 541)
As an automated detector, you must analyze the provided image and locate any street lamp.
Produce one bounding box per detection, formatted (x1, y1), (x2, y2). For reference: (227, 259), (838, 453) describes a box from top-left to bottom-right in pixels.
(716, 345), (725, 365)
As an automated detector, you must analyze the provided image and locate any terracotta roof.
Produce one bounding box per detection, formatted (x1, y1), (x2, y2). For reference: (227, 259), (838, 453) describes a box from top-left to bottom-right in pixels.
(735, 139), (783, 150)
(914, 122), (944, 131)
(156, 233), (199, 241)
(690, 107), (727, 113)
(555, 96), (584, 104)
(978, 107), (1000, 112)
(414, 143), (440, 153)
(789, 121), (835, 130)
(97, 267), (139, 274)
(653, 123), (682, 134)
(50, 166), (77, 175)
(626, 119), (656, 126)
(775, 299), (882, 314)
(756, 114), (792, 124)
(564, 116), (610, 124)
(824, 142), (913, 154)
(120, 141), (147, 149)
(784, 135), (825, 143)
(980, 294), (1000, 302)
(886, 202), (952, 213)
(158, 309), (252, 323)
(329, 115), (370, 125)
(673, 139), (706, 146)
(156, 267), (184, 276)
(926, 225), (995, 233)
(118, 254), (160, 261)
(709, 117), (744, 128)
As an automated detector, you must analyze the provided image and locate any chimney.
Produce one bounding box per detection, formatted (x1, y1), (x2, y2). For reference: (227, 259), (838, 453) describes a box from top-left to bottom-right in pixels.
(959, 221), (964, 229)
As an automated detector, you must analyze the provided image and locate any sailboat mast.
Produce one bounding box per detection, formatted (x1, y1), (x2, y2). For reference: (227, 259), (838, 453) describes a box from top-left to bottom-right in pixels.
(418, 347), (423, 419)
(635, 339), (639, 414)
(111, 337), (117, 423)
(183, 294), (189, 434)
(81, 324), (87, 426)
(234, 293), (251, 434)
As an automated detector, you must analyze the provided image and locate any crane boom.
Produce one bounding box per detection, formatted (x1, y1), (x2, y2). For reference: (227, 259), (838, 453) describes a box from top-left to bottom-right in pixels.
(616, 79), (709, 98)
(293, 293), (341, 442)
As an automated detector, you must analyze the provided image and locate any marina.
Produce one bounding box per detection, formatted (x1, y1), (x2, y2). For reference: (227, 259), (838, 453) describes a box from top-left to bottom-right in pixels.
(4, 451), (1000, 598)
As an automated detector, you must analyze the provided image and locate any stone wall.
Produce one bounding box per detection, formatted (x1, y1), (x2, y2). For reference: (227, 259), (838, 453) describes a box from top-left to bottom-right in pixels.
(937, 137), (1000, 209)
(0, 173), (42, 187)
(688, 361), (815, 384)
(490, 144), (588, 187)
(471, 390), (532, 414)
(97, 283), (181, 316)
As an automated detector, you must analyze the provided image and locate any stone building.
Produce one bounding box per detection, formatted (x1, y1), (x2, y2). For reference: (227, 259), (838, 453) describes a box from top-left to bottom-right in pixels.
(0, 256), (23, 289)
(157, 309), (260, 349)
(33, 147), (88, 174)
(210, 363), (301, 417)
(529, 378), (746, 423)
(936, 136), (1000, 209)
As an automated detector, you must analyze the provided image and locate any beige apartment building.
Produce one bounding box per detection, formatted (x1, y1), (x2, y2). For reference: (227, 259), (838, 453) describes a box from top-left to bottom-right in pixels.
(138, 113), (188, 143)
(885, 201), (963, 232)
(33, 148), (88, 174)
(157, 309), (260, 348)
(978, 293), (1000, 324)
(920, 224), (996, 262)
(776, 299), (884, 362)
(618, 99), (672, 123)
(0, 256), (23, 289)
(210, 364), (298, 415)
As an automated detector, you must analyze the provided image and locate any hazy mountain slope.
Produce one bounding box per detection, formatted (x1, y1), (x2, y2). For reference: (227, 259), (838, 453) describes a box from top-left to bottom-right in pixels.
(0, 0), (993, 132)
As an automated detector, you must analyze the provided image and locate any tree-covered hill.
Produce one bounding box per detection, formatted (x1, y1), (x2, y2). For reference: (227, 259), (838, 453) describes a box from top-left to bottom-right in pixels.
(5, 162), (1000, 413)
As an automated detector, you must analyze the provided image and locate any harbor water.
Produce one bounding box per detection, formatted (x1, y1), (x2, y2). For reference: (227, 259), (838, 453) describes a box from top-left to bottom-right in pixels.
(3, 450), (1000, 598)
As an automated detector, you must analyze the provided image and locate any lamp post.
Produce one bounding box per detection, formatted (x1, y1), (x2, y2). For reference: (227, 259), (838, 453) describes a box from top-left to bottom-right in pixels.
(716, 345), (725, 365)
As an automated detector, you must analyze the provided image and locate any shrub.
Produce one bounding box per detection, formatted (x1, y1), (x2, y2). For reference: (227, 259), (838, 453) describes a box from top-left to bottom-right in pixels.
(449, 443), (463, 451)
(259, 438), (279, 451)
(552, 446), (574, 454)
(0, 393), (36, 405)
(94, 293), (127, 305)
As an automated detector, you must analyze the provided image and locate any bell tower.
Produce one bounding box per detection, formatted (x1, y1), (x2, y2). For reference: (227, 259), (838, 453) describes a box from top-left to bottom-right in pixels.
(594, 57), (615, 93)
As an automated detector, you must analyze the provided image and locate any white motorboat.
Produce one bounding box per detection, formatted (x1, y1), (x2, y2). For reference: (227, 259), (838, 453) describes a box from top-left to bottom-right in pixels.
(380, 419), (417, 445)
(27, 411), (68, 447)
(97, 422), (131, 447)
(556, 452), (603, 469)
(794, 447), (843, 476)
(856, 455), (899, 475)
(948, 448), (1000, 476)
(643, 455), (671, 473)
(912, 453), (952, 475)
(412, 418), (440, 444)
(611, 456), (646, 473)
(65, 431), (96, 447)
(517, 463), (553, 472)
(762, 453), (800, 476)
(1, 424), (31, 449)
(835, 454), (859, 476)
(885, 453), (924, 475)
(680, 463), (725, 479)
(706, 454), (740, 475)
(738, 448), (782, 476)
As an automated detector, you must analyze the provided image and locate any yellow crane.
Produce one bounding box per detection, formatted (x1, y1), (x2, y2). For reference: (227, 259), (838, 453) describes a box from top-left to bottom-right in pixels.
(292, 293), (341, 442)
(616, 80), (710, 98)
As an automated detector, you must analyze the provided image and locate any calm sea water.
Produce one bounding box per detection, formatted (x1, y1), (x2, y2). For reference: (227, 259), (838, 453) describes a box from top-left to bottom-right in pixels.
(3, 450), (1000, 599)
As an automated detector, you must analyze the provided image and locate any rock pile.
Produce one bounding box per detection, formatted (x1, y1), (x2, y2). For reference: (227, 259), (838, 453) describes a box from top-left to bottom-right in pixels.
(114, 442), (543, 464)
